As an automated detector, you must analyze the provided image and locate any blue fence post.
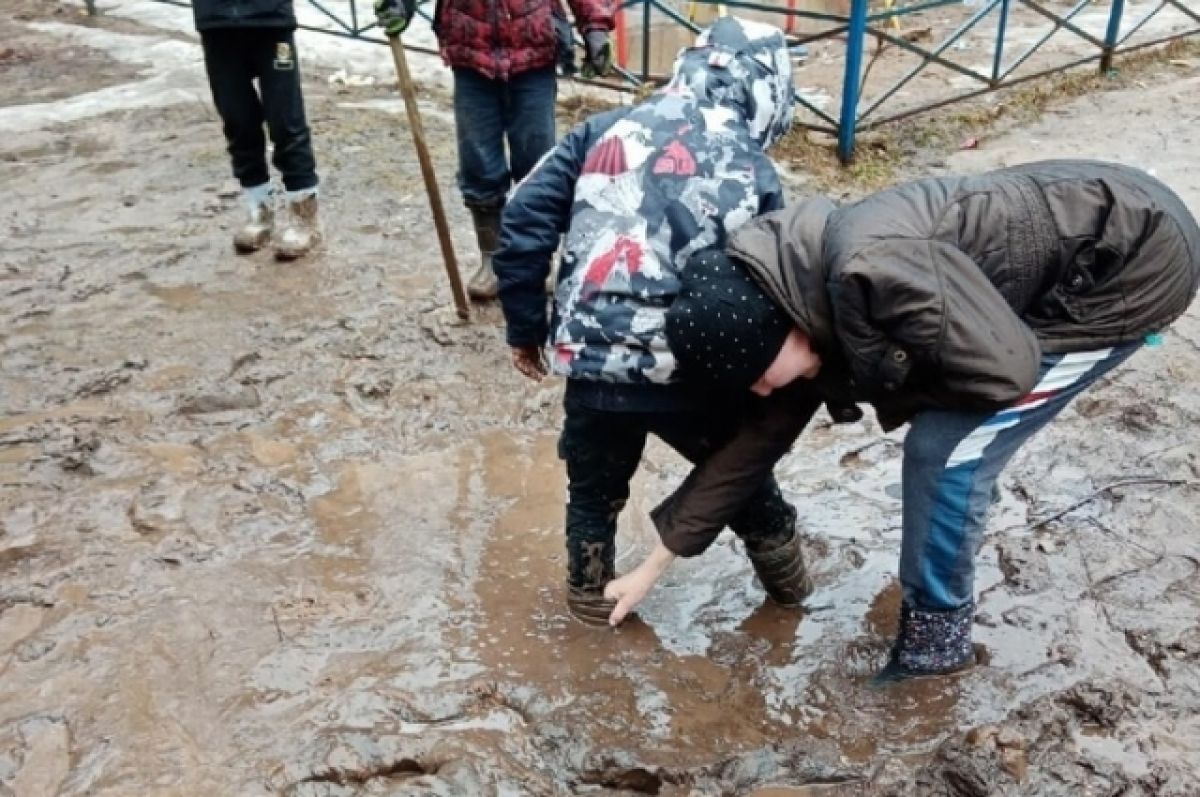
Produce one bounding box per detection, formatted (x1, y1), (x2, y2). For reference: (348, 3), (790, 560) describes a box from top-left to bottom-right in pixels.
(992, 0), (1011, 84)
(838, 0), (870, 164)
(642, 0), (652, 83)
(1101, 0), (1126, 73)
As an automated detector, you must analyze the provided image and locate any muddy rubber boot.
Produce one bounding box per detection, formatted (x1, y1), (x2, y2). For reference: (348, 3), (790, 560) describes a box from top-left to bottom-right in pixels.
(466, 205), (502, 301)
(274, 190), (322, 261)
(746, 530), (813, 608)
(871, 602), (976, 687)
(232, 184), (274, 253)
(566, 539), (618, 627)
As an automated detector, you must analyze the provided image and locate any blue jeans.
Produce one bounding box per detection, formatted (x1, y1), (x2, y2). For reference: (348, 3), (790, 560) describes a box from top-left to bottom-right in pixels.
(452, 67), (557, 208)
(900, 345), (1141, 611)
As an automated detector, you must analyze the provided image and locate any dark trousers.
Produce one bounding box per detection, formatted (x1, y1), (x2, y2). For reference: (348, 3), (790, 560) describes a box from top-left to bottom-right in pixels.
(452, 67), (557, 208)
(200, 28), (318, 192)
(559, 395), (796, 589)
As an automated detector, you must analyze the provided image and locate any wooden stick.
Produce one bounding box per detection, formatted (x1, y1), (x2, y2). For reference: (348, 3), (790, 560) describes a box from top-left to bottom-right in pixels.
(386, 37), (470, 321)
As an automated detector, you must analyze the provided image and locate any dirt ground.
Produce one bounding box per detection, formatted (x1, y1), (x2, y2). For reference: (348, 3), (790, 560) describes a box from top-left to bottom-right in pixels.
(1, 2), (1199, 796)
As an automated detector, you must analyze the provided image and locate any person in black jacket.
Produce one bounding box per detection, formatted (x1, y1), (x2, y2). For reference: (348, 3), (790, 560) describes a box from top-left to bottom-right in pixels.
(601, 160), (1200, 684)
(193, 0), (321, 260)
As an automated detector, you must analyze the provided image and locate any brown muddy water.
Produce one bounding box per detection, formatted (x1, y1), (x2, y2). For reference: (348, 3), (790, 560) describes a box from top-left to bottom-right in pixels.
(2, 5), (1200, 796)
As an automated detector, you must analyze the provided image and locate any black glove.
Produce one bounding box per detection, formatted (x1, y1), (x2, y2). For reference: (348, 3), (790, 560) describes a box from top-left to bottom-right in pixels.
(375, 0), (417, 37)
(554, 14), (577, 76)
(581, 30), (612, 78)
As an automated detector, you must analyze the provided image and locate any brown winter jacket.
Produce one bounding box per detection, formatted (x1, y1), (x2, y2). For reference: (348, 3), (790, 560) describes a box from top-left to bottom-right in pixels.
(653, 159), (1200, 557)
(434, 0), (613, 81)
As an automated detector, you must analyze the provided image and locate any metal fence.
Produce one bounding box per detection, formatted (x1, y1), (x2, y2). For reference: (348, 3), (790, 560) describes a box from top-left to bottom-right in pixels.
(150, 0), (1198, 162)
(149, 0), (441, 55)
(624, 0), (1198, 161)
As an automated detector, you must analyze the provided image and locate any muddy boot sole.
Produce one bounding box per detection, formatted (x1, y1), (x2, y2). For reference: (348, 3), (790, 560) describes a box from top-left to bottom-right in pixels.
(765, 573), (813, 608)
(273, 245), (318, 262)
(233, 236), (269, 254)
(467, 284), (499, 301)
(869, 652), (976, 688)
(274, 233), (322, 261)
(231, 220), (270, 252)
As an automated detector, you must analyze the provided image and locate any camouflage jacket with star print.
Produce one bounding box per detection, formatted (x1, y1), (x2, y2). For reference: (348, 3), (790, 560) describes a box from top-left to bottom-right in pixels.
(494, 17), (797, 389)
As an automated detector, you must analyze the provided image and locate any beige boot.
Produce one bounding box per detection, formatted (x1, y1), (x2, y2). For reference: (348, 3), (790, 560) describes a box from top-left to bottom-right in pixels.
(274, 191), (322, 261)
(232, 185), (274, 253)
(466, 204), (502, 300)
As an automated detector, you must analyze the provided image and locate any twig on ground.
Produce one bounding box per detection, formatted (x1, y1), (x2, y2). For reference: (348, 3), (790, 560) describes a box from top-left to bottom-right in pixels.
(1081, 516), (1167, 560)
(1029, 478), (1198, 531)
(859, 36), (892, 95)
(1073, 525), (1118, 630)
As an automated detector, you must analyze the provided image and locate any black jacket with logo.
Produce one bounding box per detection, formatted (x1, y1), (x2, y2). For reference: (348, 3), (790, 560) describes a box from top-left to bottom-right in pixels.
(192, 0), (296, 31)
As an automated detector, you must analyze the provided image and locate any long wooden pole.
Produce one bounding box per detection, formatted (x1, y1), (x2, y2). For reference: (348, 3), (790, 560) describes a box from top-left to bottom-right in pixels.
(386, 36), (470, 321)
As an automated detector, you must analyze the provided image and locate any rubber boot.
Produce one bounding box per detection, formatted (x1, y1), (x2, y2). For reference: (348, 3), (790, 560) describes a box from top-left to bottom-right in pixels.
(746, 529), (813, 607)
(740, 494), (811, 607)
(565, 539), (618, 627)
(466, 204), (502, 300)
(871, 602), (976, 687)
(232, 184), (274, 253)
(274, 190), (322, 261)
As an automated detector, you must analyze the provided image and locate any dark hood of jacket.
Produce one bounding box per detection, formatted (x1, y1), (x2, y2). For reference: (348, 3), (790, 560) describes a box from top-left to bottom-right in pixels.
(666, 16), (795, 150)
(725, 159), (1200, 429)
(726, 195), (836, 351)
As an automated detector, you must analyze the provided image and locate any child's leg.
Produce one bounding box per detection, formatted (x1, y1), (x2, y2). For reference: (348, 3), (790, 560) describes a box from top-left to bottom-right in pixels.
(454, 67), (513, 299)
(200, 29), (269, 190)
(501, 66), (557, 186)
(250, 29), (318, 194)
(559, 402), (649, 621)
(452, 68), (511, 208)
(884, 345), (1140, 680)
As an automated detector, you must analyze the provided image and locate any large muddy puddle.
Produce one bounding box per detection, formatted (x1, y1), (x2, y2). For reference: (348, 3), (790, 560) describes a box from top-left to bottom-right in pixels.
(2, 4), (1199, 795)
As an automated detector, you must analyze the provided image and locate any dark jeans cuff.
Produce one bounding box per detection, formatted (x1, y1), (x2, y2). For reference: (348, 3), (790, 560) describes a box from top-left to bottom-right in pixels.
(281, 174), (319, 192)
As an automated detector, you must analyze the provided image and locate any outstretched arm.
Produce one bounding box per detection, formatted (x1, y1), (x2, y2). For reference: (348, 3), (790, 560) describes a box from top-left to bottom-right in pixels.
(604, 388), (821, 624)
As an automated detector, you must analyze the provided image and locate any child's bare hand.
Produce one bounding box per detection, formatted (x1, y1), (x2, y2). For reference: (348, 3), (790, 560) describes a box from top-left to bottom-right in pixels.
(603, 541), (677, 626)
(511, 346), (547, 381)
(604, 569), (656, 626)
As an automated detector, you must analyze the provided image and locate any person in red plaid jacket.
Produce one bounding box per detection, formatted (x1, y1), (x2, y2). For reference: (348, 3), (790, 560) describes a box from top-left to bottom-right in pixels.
(376, 0), (615, 300)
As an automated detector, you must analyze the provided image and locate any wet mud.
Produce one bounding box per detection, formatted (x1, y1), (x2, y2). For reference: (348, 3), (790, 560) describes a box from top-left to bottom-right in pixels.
(2, 4), (1200, 795)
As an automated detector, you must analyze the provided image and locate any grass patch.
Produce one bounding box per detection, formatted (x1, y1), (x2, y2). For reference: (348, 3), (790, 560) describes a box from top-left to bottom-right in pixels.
(557, 92), (625, 127)
(773, 37), (1200, 194)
